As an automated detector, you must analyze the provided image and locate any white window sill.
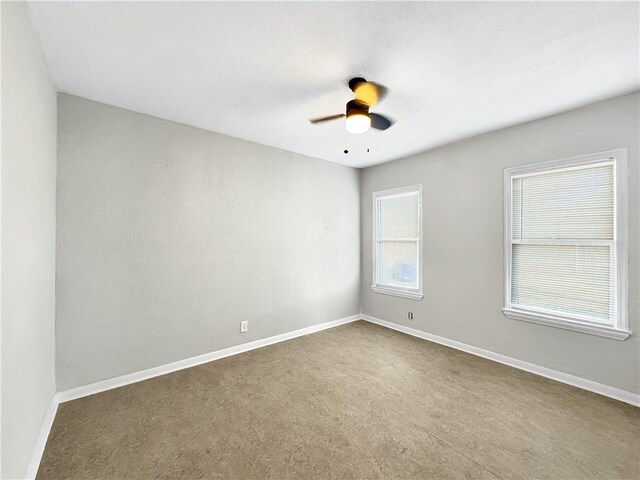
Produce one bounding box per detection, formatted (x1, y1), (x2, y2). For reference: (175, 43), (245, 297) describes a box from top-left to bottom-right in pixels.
(503, 308), (631, 341)
(371, 285), (423, 301)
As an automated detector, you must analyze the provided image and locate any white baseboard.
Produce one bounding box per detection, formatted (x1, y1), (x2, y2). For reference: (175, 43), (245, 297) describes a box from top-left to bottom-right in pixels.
(362, 314), (640, 407)
(25, 395), (58, 480)
(57, 314), (361, 404)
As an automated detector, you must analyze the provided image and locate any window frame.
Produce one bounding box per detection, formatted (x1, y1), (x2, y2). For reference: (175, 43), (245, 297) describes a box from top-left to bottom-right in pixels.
(503, 149), (629, 340)
(371, 184), (424, 301)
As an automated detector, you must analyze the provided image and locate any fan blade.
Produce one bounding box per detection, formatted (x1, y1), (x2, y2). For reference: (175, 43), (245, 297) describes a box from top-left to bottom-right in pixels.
(370, 113), (393, 131)
(354, 82), (388, 107)
(309, 113), (345, 124)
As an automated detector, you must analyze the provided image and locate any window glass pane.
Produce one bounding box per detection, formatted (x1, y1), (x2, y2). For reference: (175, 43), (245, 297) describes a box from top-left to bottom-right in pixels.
(512, 244), (614, 322)
(512, 177), (521, 241)
(378, 241), (418, 289)
(517, 164), (614, 240)
(380, 193), (419, 239)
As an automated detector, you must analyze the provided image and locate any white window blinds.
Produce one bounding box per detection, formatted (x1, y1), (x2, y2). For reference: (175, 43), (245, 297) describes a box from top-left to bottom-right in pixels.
(373, 186), (423, 299)
(510, 162), (616, 324)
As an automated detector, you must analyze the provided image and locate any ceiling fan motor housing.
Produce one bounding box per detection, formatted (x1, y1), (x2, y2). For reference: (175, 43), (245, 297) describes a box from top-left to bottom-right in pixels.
(346, 99), (369, 117)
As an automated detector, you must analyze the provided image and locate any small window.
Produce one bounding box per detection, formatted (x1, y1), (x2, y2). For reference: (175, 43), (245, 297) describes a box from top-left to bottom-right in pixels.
(503, 149), (629, 340)
(372, 185), (423, 300)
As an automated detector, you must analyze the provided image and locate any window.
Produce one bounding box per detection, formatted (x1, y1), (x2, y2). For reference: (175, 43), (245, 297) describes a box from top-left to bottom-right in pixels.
(503, 149), (629, 340)
(372, 185), (423, 300)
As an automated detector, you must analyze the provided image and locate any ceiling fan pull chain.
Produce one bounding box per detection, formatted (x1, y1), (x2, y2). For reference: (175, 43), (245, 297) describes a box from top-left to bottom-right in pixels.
(343, 125), (349, 154)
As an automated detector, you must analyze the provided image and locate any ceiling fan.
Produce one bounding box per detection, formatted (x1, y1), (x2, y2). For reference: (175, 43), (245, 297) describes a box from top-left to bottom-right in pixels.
(309, 77), (393, 134)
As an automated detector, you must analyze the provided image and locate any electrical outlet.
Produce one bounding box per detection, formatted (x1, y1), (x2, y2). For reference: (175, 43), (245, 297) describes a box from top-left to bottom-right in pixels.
(240, 320), (248, 333)
(408, 312), (414, 320)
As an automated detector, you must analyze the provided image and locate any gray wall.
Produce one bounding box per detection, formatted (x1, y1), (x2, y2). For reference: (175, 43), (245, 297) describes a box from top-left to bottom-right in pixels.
(1, 2), (58, 478)
(56, 95), (360, 390)
(361, 93), (640, 395)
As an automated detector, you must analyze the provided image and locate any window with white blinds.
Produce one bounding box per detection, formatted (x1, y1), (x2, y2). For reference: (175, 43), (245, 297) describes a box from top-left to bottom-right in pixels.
(372, 185), (423, 300)
(503, 150), (629, 340)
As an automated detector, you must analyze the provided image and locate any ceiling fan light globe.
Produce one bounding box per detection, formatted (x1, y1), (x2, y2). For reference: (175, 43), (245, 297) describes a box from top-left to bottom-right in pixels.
(345, 113), (371, 134)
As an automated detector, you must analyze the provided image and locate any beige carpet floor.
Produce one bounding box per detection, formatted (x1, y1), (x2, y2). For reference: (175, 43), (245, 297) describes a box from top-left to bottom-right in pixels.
(38, 321), (639, 479)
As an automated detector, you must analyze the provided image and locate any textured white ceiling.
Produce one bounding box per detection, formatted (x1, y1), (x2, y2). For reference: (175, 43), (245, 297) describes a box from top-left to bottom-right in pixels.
(27, 1), (639, 168)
